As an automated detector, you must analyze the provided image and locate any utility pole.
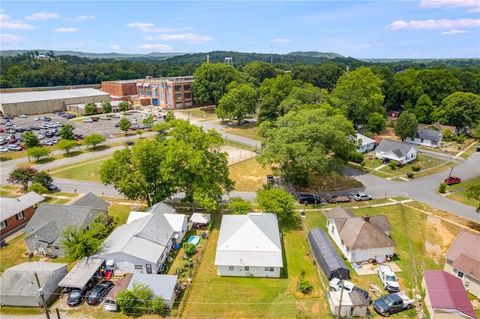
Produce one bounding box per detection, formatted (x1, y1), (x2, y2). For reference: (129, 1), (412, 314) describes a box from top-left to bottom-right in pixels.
(34, 272), (51, 319)
(55, 308), (61, 319)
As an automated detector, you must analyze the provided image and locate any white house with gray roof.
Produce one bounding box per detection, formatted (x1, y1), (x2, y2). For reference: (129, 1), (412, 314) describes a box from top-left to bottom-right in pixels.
(98, 203), (187, 274)
(214, 213), (283, 278)
(406, 128), (442, 148)
(375, 139), (418, 165)
(23, 198), (107, 257)
(355, 133), (376, 153)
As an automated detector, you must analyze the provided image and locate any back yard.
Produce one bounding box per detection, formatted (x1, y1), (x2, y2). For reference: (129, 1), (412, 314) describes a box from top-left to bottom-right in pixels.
(180, 214), (327, 318)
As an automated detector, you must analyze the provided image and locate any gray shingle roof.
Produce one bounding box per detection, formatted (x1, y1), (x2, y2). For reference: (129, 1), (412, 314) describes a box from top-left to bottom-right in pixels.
(1, 192), (45, 221)
(417, 128), (441, 142)
(24, 204), (104, 244)
(0, 262), (67, 297)
(334, 216), (394, 250)
(70, 192), (110, 211)
(376, 139), (416, 158)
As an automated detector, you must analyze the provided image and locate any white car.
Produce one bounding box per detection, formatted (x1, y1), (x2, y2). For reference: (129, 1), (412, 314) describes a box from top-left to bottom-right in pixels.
(0, 147), (9, 152)
(83, 118), (93, 123)
(377, 265), (400, 292)
(330, 278), (355, 292)
(353, 192), (372, 201)
(103, 298), (119, 312)
(18, 114), (27, 118)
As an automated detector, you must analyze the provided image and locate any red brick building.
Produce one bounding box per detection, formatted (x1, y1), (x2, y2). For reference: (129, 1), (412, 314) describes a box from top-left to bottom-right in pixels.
(101, 80), (138, 98)
(1, 192), (45, 241)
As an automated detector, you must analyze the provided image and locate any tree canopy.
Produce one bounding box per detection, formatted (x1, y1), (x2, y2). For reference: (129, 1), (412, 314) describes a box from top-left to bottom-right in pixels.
(60, 124), (75, 140)
(243, 61), (277, 85)
(395, 111), (418, 140)
(434, 92), (480, 131)
(256, 188), (295, 223)
(216, 82), (257, 124)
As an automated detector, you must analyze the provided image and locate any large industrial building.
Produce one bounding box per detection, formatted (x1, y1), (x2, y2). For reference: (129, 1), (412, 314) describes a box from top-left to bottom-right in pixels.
(0, 88), (110, 117)
(101, 80), (138, 99)
(134, 76), (194, 109)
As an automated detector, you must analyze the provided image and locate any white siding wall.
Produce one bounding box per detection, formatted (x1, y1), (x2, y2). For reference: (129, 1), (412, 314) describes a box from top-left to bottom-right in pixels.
(101, 252), (161, 274)
(406, 137), (440, 148)
(357, 142), (376, 153)
(216, 265), (281, 278)
(444, 262), (480, 298)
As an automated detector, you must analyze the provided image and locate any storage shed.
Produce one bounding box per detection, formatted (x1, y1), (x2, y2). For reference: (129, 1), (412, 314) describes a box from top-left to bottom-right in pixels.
(0, 262), (67, 307)
(308, 228), (350, 280)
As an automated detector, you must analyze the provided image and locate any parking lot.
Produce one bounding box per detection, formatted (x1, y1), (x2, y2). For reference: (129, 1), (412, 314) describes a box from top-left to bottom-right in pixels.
(0, 110), (160, 153)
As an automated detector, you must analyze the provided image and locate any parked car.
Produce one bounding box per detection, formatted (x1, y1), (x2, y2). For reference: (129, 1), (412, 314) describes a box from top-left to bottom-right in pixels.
(103, 298), (120, 312)
(266, 175), (275, 185)
(74, 134), (84, 140)
(8, 144), (22, 151)
(125, 140), (135, 146)
(353, 193), (372, 201)
(326, 195), (351, 204)
(377, 265), (400, 292)
(444, 176), (461, 185)
(0, 138), (7, 145)
(47, 183), (60, 192)
(18, 114), (27, 118)
(87, 281), (114, 305)
(329, 278), (371, 304)
(297, 193), (320, 205)
(0, 128), (4, 133)
(67, 289), (84, 307)
(0, 147), (9, 152)
(83, 118), (93, 123)
(373, 292), (415, 316)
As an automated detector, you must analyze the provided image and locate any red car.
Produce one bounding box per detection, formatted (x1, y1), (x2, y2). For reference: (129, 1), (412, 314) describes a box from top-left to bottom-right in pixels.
(444, 176), (461, 185)
(0, 128), (4, 133)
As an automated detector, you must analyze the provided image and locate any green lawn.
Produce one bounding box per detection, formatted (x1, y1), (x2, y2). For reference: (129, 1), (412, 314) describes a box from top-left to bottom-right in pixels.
(223, 122), (263, 141)
(229, 157), (272, 191)
(0, 235), (30, 275)
(180, 214), (327, 318)
(447, 176), (480, 209)
(108, 203), (134, 225)
(51, 158), (105, 182)
(304, 204), (463, 310)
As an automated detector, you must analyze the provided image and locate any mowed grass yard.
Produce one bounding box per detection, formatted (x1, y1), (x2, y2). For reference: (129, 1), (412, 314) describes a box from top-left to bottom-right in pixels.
(180, 215), (328, 318)
(229, 157), (272, 191)
(447, 176), (480, 209)
(304, 204), (463, 318)
(223, 122), (263, 141)
(51, 158), (105, 182)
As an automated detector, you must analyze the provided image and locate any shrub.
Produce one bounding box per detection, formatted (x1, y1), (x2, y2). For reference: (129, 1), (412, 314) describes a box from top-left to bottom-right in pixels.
(28, 182), (48, 194)
(438, 183), (447, 193)
(456, 134), (466, 144)
(388, 161), (398, 170)
(183, 242), (196, 256)
(407, 172), (414, 179)
(297, 278), (313, 294)
(228, 197), (252, 215)
(411, 165), (420, 172)
(349, 151), (364, 164)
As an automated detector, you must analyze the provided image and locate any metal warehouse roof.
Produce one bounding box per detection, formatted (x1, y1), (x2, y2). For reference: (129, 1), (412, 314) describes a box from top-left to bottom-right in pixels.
(128, 273), (177, 301)
(308, 228), (350, 280)
(58, 257), (104, 289)
(0, 88), (109, 104)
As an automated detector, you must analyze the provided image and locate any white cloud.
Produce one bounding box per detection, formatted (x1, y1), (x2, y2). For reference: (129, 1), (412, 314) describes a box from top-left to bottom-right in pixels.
(25, 12), (59, 20)
(145, 33), (214, 43)
(65, 15), (95, 21)
(442, 28), (472, 34)
(272, 37), (292, 43)
(0, 33), (22, 44)
(127, 22), (179, 33)
(111, 44), (121, 50)
(351, 44), (372, 49)
(137, 43), (174, 51)
(53, 27), (79, 33)
(387, 18), (480, 30)
(420, 0), (480, 12)
(0, 14), (35, 30)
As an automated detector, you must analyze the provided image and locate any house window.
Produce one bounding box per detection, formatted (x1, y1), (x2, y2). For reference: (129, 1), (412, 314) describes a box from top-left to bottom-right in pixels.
(54, 246), (59, 250)
(16, 212), (24, 220)
(134, 265), (144, 271)
(457, 270), (464, 278)
(269, 267), (274, 272)
(146, 264), (152, 274)
(265, 267), (274, 272)
(0, 220), (6, 230)
(245, 266), (249, 271)
(229, 266), (234, 271)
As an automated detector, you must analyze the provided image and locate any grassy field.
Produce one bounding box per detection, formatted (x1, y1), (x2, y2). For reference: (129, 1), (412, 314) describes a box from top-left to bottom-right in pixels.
(229, 157), (271, 191)
(51, 157), (106, 181)
(223, 122), (263, 141)
(180, 214), (327, 318)
(304, 204), (464, 318)
(176, 106), (217, 121)
(446, 176), (480, 209)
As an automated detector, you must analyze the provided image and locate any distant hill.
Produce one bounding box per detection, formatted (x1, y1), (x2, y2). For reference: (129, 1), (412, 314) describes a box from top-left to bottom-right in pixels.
(287, 51), (343, 59)
(0, 49), (182, 59)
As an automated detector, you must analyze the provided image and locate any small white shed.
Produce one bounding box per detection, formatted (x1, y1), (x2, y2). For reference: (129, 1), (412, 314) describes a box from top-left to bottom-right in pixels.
(128, 273), (178, 308)
(328, 291), (369, 317)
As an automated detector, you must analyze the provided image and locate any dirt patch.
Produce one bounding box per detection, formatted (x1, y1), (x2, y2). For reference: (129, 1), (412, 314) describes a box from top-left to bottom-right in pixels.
(311, 301), (321, 314)
(425, 215), (456, 263)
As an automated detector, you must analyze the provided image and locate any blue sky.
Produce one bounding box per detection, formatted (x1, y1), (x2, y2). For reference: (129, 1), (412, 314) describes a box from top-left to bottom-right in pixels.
(1, 1), (479, 58)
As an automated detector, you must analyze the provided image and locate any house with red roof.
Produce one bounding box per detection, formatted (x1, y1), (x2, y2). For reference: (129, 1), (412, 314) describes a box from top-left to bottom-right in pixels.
(444, 230), (480, 299)
(423, 270), (477, 319)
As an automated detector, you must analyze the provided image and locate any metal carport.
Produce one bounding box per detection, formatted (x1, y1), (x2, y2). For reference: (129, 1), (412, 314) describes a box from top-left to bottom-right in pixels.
(308, 228), (350, 280)
(58, 257), (105, 290)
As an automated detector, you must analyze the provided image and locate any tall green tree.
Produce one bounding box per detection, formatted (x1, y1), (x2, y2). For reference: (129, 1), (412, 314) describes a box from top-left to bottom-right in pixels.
(84, 102), (98, 116)
(258, 74), (303, 122)
(119, 117), (131, 135)
(418, 69), (462, 106)
(28, 146), (51, 162)
(102, 100), (112, 113)
(259, 104), (356, 185)
(22, 131), (40, 148)
(434, 92), (480, 131)
(83, 133), (106, 149)
(395, 111), (418, 140)
(292, 63), (344, 91)
(60, 124), (75, 140)
(7, 167), (37, 191)
(58, 139), (77, 154)
(118, 101), (129, 112)
(243, 61), (277, 85)
(330, 67), (385, 127)
(367, 112), (387, 134)
(216, 82), (257, 124)
(256, 188), (295, 223)
(278, 84), (328, 115)
(32, 171), (53, 188)
(192, 62), (242, 105)
(414, 94), (435, 124)
(387, 69), (423, 110)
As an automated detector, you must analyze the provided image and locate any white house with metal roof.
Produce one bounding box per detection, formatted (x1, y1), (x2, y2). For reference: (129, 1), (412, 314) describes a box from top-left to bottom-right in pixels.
(98, 203), (187, 274)
(355, 133), (376, 153)
(375, 139), (418, 165)
(214, 213), (283, 278)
